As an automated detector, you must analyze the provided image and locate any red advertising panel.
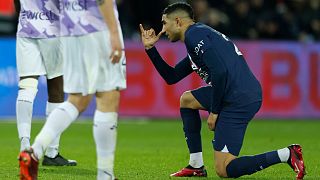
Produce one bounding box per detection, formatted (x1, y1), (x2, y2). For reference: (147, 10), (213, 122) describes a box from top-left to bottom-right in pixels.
(0, 0), (15, 16)
(119, 41), (320, 118)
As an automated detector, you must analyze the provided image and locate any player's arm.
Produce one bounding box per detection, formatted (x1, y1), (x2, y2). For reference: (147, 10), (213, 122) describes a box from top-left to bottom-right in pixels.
(146, 47), (193, 85)
(96, 0), (122, 64)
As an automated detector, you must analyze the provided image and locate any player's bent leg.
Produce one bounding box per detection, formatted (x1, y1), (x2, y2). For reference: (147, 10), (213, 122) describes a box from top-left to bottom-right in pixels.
(180, 91), (205, 109)
(17, 76), (39, 152)
(95, 90), (120, 180)
(170, 90), (208, 177)
(44, 76), (77, 166)
(31, 94), (89, 160)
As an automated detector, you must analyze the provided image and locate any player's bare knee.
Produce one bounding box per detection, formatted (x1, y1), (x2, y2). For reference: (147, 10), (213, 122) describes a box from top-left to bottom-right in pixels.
(96, 90), (120, 112)
(68, 95), (91, 113)
(180, 91), (194, 108)
(215, 164), (228, 178)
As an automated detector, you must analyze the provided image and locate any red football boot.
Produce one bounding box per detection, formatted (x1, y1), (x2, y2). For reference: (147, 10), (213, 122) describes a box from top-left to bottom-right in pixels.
(18, 149), (39, 180)
(287, 144), (306, 180)
(170, 166), (207, 177)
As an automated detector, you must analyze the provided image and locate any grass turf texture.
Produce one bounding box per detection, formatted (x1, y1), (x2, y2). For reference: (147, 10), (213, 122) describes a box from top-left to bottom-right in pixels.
(0, 119), (319, 180)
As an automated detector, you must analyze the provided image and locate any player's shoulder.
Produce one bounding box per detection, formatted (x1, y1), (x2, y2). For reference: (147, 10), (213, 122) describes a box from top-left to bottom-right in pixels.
(185, 23), (213, 47)
(186, 23), (212, 35)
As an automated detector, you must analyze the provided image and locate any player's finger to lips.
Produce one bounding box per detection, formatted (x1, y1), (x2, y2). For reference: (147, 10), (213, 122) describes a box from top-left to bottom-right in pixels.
(139, 24), (144, 32)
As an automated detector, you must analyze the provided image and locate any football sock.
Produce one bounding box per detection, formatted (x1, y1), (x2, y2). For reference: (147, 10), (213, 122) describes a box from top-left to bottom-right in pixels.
(180, 108), (202, 153)
(277, 147), (290, 162)
(20, 137), (30, 152)
(189, 152), (204, 168)
(93, 110), (117, 180)
(16, 89), (37, 151)
(226, 151), (281, 178)
(97, 169), (113, 180)
(32, 101), (78, 159)
(45, 102), (62, 158)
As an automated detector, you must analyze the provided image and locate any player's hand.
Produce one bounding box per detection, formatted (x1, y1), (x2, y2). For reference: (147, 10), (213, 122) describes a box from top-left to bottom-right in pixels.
(110, 34), (123, 64)
(207, 113), (218, 131)
(139, 24), (165, 50)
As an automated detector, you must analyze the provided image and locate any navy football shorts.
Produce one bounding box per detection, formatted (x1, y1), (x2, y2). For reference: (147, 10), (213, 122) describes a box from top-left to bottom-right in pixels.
(191, 86), (261, 156)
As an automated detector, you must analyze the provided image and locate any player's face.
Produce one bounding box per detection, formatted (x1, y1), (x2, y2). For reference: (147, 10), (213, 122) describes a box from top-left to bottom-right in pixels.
(162, 14), (181, 42)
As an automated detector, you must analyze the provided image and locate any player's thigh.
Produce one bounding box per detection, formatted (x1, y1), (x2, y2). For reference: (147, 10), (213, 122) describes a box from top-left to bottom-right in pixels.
(96, 90), (120, 112)
(61, 33), (101, 95)
(188, 86), (212, 110)
(213, 102), (261, 156)
(16, 37), (46, 77)
(38, 38), (63, 79)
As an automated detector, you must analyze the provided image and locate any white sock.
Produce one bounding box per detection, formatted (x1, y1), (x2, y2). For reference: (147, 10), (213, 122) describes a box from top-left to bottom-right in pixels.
(45, 102), (62, 158)
(20, 137), (30, 152)
(16, 89), (37, 151)
(277, 147), (290, 162)
(93, 110), (118, 180)
(189, 152), (204, 168)
(32, 101), (79, 159)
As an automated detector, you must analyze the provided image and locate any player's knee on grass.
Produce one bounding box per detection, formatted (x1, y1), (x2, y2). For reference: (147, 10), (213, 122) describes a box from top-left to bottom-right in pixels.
(47, 76), (64, 102)
(215, 162), (228, 178)
(214, 151), (237, 178)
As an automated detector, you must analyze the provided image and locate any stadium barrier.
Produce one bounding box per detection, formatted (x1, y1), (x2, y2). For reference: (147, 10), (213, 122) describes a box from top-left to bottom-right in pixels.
(0, 38), (319, 118)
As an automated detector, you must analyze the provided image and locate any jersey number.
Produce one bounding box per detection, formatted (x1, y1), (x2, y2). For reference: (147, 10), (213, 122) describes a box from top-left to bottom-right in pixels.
(221, 34), (243, 56)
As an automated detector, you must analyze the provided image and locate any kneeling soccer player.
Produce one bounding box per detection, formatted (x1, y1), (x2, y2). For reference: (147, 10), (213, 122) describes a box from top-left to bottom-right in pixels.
(139, 2), (306, 180)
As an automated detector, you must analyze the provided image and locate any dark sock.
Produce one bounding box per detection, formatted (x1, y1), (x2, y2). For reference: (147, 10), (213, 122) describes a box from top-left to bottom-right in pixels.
(180, 108), (202, 153)
(226, 151), (281, 178)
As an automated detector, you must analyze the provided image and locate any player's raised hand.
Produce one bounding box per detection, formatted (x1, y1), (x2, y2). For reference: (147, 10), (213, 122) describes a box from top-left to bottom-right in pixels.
(139, 24), (165, 50)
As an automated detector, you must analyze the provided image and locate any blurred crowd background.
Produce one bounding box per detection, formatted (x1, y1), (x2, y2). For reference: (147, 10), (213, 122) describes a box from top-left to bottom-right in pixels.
(0, 0), (319, 42)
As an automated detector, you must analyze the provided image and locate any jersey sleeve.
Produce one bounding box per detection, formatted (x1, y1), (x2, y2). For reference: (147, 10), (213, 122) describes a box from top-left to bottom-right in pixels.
(146, 47), (193, 85)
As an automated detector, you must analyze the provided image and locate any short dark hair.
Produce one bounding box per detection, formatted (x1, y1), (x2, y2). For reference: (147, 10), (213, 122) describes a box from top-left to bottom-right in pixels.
(163, 2), (194, 20)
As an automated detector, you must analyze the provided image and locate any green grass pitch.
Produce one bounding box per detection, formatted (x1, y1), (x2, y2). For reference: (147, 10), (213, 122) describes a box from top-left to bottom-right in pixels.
(0, 119), (319, 179)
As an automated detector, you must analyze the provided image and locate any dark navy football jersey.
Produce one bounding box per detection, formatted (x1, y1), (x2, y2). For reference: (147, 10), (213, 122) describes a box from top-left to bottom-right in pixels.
(146, 22), (262, 113)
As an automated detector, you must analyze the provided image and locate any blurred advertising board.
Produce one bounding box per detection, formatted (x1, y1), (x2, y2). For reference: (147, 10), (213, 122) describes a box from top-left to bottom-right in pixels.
(0, 38), (319, 118)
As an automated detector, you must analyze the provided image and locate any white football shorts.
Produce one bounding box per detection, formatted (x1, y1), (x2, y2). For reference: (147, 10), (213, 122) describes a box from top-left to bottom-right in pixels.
(16, 37), (63, 79)
(61, 30), (127, 95)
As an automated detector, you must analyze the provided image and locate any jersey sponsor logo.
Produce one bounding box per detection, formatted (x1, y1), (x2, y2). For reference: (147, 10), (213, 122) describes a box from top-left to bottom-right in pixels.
(194, 40), (204, 55)
(61, 0), (88, 11)
(188, 54), (211, 84)
(21, 10), (58, 21)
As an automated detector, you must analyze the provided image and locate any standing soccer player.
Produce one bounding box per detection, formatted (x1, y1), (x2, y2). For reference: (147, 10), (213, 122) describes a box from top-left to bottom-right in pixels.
(140, 2), (306, 180)
(18, 0), (126, 179)
(15, 0), (76, 167)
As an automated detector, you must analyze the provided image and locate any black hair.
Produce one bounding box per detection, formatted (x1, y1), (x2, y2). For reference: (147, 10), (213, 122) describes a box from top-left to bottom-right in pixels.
(162, 2), (194, 20)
